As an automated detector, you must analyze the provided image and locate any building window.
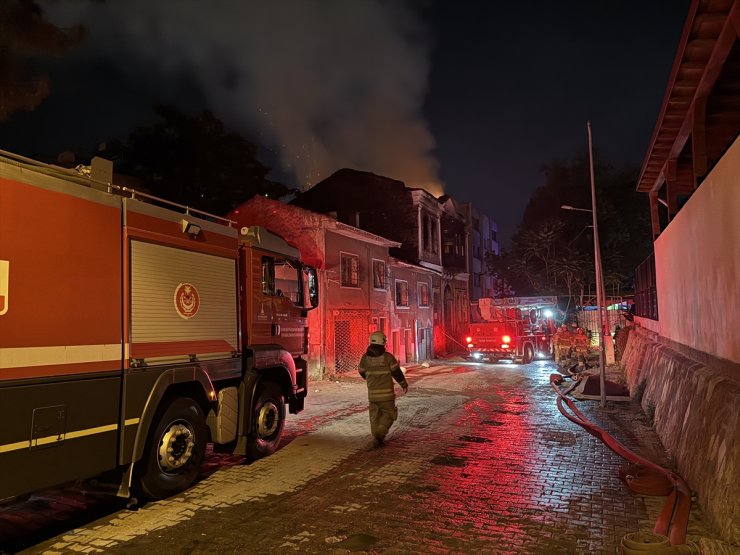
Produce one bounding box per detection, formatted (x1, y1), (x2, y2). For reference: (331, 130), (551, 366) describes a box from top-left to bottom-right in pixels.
(457, 291), (468, 323)
(418, 283), (430, 306)
(422, 211), (439, 254)
(395, 280), (409, 307)
(423, 212), (430, 252)
(372, 259), (386, 289)
(431, 219), (438, 254)
(340, 252), (360, 287)
(456, 232), (466, 257)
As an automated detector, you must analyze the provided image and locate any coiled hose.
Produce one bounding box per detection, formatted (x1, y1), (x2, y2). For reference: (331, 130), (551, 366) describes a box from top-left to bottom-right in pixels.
(550, 374), (692, 548)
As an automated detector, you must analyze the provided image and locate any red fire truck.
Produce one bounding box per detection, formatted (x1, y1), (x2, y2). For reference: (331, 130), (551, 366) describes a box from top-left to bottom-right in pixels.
(466, 296), (558, 364)
(0, 151), (318, 501)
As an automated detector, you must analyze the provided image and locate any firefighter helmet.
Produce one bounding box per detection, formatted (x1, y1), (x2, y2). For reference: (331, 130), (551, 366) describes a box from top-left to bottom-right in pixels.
(370, 331), (387, 345)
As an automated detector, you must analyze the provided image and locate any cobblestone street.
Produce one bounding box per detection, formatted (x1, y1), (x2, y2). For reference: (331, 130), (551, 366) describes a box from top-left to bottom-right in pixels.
(5, 360), (721, 554)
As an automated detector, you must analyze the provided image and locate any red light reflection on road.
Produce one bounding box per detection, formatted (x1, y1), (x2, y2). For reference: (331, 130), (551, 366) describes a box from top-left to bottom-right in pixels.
(395, 369), (645, 553)
(424, 392), (538, 548)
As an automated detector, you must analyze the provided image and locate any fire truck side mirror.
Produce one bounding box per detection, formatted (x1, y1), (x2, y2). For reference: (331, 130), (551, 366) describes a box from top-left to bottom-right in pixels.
(302, 266), (319, 310)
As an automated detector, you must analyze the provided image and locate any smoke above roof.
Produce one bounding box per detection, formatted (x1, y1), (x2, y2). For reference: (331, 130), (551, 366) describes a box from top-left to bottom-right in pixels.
(41, 0), (443, 196)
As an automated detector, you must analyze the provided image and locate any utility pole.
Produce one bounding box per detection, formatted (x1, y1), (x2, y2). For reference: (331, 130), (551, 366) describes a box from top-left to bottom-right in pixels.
(587, 122), (607, 408)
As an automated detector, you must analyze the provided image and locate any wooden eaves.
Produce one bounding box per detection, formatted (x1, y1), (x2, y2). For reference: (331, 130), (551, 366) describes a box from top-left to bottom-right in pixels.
(636, 0), (740, 239)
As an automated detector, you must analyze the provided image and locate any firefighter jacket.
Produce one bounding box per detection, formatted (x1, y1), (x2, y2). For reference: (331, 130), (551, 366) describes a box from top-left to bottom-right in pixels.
(359, 346), (408, 403)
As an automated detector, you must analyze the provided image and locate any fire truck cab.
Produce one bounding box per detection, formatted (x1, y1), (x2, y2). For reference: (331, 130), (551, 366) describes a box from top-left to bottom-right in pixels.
(466, 296), (558, 364)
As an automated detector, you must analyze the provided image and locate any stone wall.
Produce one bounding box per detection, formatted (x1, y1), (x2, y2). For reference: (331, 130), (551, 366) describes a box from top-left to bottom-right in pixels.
(620, 325), (740, 543)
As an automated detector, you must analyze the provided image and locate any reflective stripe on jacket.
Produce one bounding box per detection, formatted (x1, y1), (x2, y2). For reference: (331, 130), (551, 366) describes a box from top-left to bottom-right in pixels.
(359, 352), (406, 403)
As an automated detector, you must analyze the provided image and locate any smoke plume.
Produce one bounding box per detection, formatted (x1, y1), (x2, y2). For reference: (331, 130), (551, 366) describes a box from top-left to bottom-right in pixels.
(42, 0), (443, 195)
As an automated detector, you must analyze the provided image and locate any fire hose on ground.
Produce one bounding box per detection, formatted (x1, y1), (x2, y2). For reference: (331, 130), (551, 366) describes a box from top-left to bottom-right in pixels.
(549, 373), (695, 553)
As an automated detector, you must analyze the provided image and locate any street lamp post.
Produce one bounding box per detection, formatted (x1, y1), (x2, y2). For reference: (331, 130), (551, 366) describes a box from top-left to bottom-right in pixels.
(560, 122), (607, 407)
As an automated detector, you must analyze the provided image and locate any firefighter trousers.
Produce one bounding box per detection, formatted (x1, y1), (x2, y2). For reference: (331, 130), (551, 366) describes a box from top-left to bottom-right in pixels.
(368, 400), (398, 440)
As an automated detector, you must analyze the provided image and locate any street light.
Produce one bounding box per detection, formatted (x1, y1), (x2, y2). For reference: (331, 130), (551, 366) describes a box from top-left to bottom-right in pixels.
(560, 205), (590, 213)
(560, 122), (608, 407)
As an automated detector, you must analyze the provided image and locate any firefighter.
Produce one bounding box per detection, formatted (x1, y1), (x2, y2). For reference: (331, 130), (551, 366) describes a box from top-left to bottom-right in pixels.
(554, 324), (573, 362)
(358, 331), (409, 447)
(573, 327), (590, 358)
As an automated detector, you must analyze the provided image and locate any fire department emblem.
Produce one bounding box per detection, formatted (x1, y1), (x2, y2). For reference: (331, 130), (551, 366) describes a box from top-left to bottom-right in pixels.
(174, 283), (200, 319)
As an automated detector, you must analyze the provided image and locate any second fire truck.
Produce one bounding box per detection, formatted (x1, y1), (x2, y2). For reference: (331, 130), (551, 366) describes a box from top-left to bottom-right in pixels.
(466, 296), (558, 364)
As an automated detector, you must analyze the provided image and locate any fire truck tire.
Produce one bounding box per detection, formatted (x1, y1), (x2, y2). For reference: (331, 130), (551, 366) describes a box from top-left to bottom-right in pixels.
(522, 344), (535, 364)
(137, 397), (208, 500)
(246, 380), (286, 460)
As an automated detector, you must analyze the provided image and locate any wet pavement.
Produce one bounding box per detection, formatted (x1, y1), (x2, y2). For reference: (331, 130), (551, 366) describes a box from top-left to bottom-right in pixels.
(0, 359), (726, 554)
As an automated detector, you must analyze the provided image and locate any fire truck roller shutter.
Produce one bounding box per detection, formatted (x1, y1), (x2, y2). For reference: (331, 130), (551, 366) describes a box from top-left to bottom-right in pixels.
(129, 241), (238, 365)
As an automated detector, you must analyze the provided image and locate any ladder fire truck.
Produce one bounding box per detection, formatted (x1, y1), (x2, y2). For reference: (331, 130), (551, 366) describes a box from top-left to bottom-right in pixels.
(466, 296), (558, 364)
(0, 150), (318, 501)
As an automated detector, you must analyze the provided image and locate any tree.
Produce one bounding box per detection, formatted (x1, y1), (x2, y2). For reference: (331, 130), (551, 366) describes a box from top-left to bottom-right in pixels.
(483, 250), (518, 297)
(500, 150), (652, 306)
(0, 0), (85, 121)
(96, 106), (289, 215)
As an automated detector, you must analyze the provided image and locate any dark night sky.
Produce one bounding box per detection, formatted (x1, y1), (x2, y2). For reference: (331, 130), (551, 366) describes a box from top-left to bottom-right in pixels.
(0, 1), (690, 245)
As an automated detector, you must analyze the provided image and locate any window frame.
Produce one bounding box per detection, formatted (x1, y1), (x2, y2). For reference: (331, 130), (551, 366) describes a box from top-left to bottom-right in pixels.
(340, 251), (360, 288)
(418, 282), (430, 307)
(395, 279), (410, 308)
(372, 258), (387, 290)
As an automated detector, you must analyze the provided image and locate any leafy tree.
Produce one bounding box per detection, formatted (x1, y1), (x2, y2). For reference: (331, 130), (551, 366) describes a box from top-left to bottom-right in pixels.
(96, 106), (289, 215)
(489, 150), (652, 306)
(484, 250), (519, 297)
(0, 0), (85, 121)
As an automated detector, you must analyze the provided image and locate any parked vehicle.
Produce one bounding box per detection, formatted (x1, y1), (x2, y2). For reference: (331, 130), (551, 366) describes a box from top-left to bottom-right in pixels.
(466, 296), (557, 363)
(0, 151), (318, 502)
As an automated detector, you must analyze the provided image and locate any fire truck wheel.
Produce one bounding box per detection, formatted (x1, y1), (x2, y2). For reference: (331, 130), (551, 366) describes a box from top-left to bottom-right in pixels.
(138, 397), (208, 500)
(522, 344), (535, 364)
(246, 380), (286, 460)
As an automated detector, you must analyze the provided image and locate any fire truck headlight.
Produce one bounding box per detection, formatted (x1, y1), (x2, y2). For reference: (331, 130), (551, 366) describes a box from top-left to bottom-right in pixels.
(465, 336), (472, 343)
(467, 343), (474, 348)
(502, 335), (511, 343)
(472, 352), (483, 359)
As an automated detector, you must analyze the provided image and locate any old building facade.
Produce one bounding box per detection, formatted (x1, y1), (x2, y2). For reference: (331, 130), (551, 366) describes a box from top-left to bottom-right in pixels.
(388, 257), (435, 365)
(462, 202), (500, 301)
(291, 169), (471, 356)
(231, 195), (437, 378)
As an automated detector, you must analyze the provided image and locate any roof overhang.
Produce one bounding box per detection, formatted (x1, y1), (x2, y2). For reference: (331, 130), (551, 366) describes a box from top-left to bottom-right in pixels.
(637, 0), (740, 193)
(331, 221), (401, 248)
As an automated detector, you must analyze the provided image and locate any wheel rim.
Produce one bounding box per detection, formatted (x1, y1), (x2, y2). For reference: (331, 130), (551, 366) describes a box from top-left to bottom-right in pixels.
(257, 401), (280, 439)
(157, 421), (196, 472)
